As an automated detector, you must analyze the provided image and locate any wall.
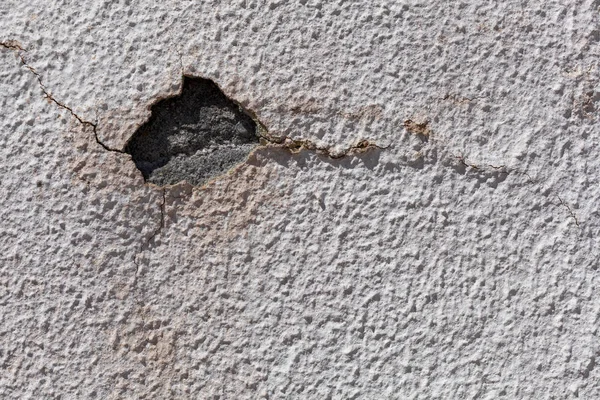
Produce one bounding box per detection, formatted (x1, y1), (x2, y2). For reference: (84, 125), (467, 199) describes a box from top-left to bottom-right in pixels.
(1, 1), (599, 398)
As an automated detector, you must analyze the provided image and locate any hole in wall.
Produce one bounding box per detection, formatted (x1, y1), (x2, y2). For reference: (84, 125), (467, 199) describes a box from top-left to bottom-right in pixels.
(124, 76), (261, 187)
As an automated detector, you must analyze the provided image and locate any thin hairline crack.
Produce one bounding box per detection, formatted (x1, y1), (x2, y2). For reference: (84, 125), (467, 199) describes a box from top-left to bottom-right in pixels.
(257, 131), (390, 159)
(556, 195), (580, 228)
(1, 42), (123, 154)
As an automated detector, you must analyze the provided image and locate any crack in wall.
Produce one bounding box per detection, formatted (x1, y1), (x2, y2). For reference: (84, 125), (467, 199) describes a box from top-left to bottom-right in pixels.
(1, 42), (123, 154)
(405, 123), (581, 228)
(453, 153), (508, 176)
(1, 41), (581, 228)
(258, 133), (389, 159)
(440, 92), (485, 105)
(2, 41), (168, 305)
(450, 153), (580, 227)
(556, 195), (580, 228)
(0, 40), (24, 51)
(124, 75), (389, 187)
(146, 188), (167, 248)
(4, 39), (389, 165)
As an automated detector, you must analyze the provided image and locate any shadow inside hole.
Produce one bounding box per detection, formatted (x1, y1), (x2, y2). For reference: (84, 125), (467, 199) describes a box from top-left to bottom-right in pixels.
(124, 76), (260, 187)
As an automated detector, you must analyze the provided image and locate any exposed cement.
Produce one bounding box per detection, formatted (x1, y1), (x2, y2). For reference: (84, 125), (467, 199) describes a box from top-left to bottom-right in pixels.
(124, 76), (259, 186)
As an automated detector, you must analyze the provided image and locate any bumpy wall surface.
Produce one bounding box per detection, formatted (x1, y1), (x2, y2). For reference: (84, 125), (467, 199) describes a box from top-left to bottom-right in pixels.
(1, 1), (599, 398)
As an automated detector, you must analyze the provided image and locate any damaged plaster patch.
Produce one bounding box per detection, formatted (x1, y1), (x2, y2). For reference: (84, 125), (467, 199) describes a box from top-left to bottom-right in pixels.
(124, 76), (260, 187)
(403, 119), (431, 140)
(2, 43), (579, 228)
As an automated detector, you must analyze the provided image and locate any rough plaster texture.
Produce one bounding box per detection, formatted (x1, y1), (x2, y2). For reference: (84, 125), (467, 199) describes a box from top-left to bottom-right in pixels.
(1, 0), (599, 399)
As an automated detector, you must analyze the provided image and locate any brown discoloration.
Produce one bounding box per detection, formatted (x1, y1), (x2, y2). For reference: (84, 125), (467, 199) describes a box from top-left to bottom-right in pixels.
(286, 100), (323, 115)
(574, 89), (599, 120)
(403, 119), (432, 138)
(259, 133), (388, 159)
(0, 40), (25, 51)
(172, 160), (276, 242)
(340, 104), (384, 121)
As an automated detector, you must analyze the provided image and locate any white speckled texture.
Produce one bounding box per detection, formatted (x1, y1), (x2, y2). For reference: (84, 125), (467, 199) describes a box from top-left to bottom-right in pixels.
(1, 1), (600, 398)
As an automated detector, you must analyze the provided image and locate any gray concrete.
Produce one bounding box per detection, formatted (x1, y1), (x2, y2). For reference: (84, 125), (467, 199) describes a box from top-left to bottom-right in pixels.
(124, 77), (260, 187)
(1, 1), (599, 399)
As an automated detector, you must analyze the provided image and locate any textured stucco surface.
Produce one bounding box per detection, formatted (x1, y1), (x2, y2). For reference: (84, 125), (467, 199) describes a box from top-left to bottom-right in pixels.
(1, 1), (600, 399)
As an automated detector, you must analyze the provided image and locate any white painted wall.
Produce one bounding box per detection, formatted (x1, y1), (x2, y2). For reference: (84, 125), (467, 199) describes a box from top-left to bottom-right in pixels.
(1, 1), (599, 398)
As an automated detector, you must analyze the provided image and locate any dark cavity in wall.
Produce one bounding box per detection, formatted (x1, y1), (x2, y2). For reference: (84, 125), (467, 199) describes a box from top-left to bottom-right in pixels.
(124, 76), (260, 186)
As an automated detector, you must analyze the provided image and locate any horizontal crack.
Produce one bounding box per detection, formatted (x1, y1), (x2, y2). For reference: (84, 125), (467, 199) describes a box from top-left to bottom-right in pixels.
(258, 131), (389, 159)
(454, 154), (509, 175)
